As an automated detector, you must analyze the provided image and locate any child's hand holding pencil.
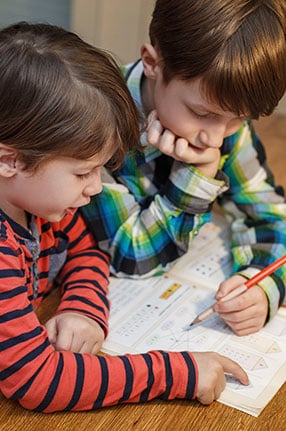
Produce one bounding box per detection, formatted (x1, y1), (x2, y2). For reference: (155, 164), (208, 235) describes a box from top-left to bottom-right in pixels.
(184, 255), (286, 335)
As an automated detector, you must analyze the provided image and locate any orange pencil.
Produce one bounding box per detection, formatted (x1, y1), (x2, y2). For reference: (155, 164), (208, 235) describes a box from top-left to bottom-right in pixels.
(183, 254), (286, 330)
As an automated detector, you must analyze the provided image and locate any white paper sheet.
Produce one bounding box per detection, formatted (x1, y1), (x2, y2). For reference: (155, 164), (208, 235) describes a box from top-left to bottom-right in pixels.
(102, 215), (286, 416)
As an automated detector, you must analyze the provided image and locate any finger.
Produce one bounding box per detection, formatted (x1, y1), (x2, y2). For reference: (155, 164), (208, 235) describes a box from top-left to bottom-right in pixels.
(158, 129), (176, 154)
(214, 375), (226, 400)
(174, 138), (191, 160)
(146, 109), (158, 128)
(215, 293), (249, 314)
(216, 290), (267, 317)
(91, 343), (101, 355)
(190, 147), (221, 164)
(231, 324), (262, 336)
(147, 120), (163, 146)
(78, 341), (101, 355)
(78, 341), (91, 354)
(196, 389), (215, 405)
(218, 302), (259, 322)
(219, 355), (249, 385)
(45, 319), (57, 346)
(223, 315), (264, 336)
(216, 275), (245, 300)
(69, 335), (89, 353)
(55, 329), (74, 352)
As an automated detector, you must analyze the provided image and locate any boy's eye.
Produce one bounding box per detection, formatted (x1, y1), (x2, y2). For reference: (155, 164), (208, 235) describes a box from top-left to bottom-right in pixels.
(194, 112), (208, 119)
(192, 110), (211, 119)
(76, 172), (91, 180)
(188, 107), (210, 119)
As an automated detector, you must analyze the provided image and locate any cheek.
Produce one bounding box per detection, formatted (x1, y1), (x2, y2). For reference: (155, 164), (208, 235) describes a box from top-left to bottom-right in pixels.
(154, 87), (174, 124)
(157, 108), (196, 139)
(154, 93), (194, 135)
(225, 120), (245, 137)
(155, 103), (182, 132)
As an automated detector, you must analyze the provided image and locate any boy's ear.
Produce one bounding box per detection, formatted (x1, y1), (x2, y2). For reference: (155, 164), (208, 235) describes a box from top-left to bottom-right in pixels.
(0, 143), (18, 177)
(141, 43), (161, 79)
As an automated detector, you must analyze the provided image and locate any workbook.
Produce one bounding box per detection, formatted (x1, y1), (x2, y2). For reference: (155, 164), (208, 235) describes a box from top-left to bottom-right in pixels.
(102, 214), (286, 417)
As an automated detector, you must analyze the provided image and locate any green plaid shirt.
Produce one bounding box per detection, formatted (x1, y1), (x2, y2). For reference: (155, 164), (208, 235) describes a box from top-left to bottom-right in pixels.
(81, 60), (286, 320)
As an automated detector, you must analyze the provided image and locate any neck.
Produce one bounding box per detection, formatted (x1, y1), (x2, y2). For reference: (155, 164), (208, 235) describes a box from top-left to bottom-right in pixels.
(0, 201), (28, 229)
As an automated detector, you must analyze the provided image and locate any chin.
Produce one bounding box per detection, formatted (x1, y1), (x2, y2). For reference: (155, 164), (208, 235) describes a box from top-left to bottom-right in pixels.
(44, 213), (66, 222)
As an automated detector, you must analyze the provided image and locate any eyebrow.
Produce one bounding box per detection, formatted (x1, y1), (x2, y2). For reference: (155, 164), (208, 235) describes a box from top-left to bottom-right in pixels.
(190, 102), (246, 119)
(189, 102), (220, 114)
(74, 161), (101, 172)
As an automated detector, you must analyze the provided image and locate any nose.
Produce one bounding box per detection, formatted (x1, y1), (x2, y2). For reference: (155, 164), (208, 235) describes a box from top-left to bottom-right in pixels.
(83, 172), (103, 197)
(198, 123), (226, 148)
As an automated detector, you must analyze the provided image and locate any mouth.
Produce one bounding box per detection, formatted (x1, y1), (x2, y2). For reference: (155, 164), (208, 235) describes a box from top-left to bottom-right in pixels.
(188, 142), (207, 152)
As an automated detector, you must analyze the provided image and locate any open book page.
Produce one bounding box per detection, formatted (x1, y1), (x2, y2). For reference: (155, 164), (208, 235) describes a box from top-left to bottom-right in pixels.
(167, 212), (233, 286)
(102, 215), (286, 416)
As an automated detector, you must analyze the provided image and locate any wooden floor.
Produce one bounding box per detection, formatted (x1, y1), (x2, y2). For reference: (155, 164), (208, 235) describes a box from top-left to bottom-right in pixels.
(0, 113), (285, 431)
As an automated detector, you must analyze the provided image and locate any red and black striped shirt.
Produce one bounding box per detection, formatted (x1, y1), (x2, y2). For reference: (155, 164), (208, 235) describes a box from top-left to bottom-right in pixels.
(0, 210), (197, 412)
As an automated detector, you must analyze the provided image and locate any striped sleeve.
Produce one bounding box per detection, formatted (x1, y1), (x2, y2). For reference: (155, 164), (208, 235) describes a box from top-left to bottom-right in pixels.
(0, 300), (198, 413)
(0, 214), (198, 412)
(15, 350), (197, 412)
(52, 213), (111, 334)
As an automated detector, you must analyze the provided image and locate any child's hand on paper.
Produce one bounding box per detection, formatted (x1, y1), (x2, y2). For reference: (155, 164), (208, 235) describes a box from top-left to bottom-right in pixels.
(146, 110), (221, 178)
(192, 351), (249, 404)
(45, 312), (105, 354)
(214, 274), (268, 336)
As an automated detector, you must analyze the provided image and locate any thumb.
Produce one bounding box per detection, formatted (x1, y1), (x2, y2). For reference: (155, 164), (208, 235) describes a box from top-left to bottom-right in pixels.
(45, 317), (58, 347)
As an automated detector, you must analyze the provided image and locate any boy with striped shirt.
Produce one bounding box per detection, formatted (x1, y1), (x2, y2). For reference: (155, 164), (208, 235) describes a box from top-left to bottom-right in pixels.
(0, 22), (247, 413)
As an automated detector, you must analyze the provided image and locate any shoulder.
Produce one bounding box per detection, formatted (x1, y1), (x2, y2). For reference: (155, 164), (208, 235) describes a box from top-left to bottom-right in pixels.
(0, 215), (25, 270)
(120, 59), (142, 80)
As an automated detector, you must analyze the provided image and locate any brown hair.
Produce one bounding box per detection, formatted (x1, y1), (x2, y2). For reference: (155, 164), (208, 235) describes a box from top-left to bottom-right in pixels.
(0, 22), (140, 170)
(149, 0), (286, 118)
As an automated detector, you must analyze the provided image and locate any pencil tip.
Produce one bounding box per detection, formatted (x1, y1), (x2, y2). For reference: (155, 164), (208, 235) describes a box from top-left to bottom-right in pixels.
(183, 321), (195, 331)
(182, 316), (202, 331)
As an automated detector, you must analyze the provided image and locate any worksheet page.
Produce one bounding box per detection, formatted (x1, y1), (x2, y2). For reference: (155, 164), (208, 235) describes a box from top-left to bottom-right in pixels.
(103, 275), (286, 416)
(102, 216), (286, 416)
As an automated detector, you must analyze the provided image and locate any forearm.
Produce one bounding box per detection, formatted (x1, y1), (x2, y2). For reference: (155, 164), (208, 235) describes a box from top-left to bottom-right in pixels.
(81, 165), (228, 277)
(5, 330), (197, 412)
(110, 202), (209, 277)
(230, 215), (286, 317)
(56, 215), (111, 333)
(222, 179), (286, 316)
(57, 252), (110, 333)
(219, 121), (286, 317)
